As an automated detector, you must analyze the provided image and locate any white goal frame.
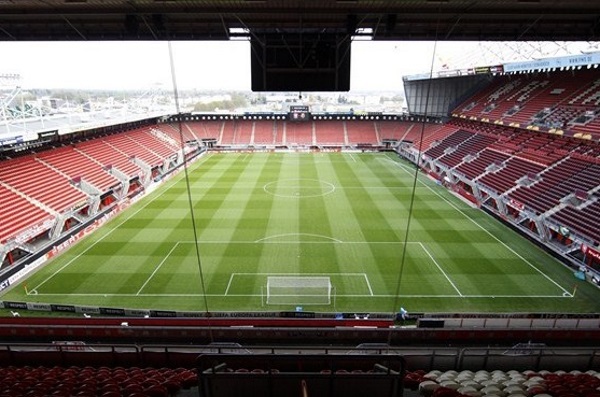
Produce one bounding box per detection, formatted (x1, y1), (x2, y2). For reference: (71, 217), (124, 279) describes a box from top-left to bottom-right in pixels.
(264, 276), (334, 305)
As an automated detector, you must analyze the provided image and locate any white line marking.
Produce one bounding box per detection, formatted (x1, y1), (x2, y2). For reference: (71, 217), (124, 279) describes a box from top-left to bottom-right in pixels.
(337, 186), (423, 189)
(30, 155), (212, 293)
(263, 178), (336, 199)
(179, 240), (422, 245)
(227, 272), (373, 296)
(29, 293), (568, 298)
(387, 155), (572, 296)
(255, 233), (343, 243)
(136, 242), (180, 295)
(231, 272), (376, 275)
(363, 274), (374, 296)
(28, 153), (572, 302)
(348, 153), (357, 163)
(186, 184), (416, 190)
(419, 242), (463, 297)
(224, 274), (235, 296)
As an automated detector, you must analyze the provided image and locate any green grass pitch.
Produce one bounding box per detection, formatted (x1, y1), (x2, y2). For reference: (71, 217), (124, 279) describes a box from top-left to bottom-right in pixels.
(3, 152), (600, 314)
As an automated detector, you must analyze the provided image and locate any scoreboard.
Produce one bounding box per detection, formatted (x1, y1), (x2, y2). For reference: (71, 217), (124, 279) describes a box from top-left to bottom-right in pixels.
(289, 105), (310, 121)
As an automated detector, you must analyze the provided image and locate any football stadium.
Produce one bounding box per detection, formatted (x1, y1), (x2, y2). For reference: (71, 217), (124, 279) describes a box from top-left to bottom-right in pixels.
(1, 1), (600, 397)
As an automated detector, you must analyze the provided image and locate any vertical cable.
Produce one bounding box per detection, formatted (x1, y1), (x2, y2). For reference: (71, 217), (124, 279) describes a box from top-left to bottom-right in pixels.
(387, 38), (440, 346)
(167, 41), (214, 342)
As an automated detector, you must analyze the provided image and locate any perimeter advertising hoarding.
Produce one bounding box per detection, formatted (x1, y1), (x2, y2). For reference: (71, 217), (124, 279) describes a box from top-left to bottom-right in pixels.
(503, 53), (600, 73)
(582, 244), (600, 262)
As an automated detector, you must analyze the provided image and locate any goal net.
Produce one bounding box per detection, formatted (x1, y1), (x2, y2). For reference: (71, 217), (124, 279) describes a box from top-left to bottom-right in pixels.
(265, 276), (333, 305)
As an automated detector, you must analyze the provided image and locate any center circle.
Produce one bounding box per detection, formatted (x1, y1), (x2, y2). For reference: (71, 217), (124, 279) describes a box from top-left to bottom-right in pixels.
(263, 178), (336, 198)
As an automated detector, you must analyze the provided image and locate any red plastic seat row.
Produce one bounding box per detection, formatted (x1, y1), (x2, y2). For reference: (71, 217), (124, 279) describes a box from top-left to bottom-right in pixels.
(346, 120), (378, 144)
(0, 365), (197, 397)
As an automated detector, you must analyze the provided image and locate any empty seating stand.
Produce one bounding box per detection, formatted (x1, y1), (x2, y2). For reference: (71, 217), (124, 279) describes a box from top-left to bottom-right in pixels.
(169, 119), (462, 148)
(455, 149), (510, 180)
(128, 128), (179, 160)
(346, 120), (378, 145)
(478, 157), (545, 195)
(75, 140), (141, 180)
(0, 157), (88, 213)
(314, 120), (345, 145)
(0, 185), (52, 243)
(103, 132), (164, 168)
(406, 369), (600, 397)
(550, 200), (600, 244)
(414, 124), (459, 152)
(160, 123), (198, 143)
(285, 122), (314, 145)
(438, 135), (497, 169)
(38, 147), (121, 193)
(454, 68), (600, 139)
(184, 120), (223, 141)
(219, 120), (253, 145)
(454, 75), (525, 119)
(253, 120), (279, 145)
(0, 365), (197, 397)
(423, 130), (474, 160)
(509, 157), (592, 214)
(378, 122), (417, 142)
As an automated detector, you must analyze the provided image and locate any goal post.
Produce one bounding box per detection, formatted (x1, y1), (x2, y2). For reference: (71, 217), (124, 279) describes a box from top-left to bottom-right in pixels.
(266, 276), (333, 305)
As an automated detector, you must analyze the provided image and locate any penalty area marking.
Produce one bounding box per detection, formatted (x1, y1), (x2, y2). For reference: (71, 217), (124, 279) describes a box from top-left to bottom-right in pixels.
(418, 242), (463, 297)
(255, 233), (343, 243)
(136, 242), (181, 295)
(383, 154), (572, 297)
(225, 272), (374, 297)
(26, 238), (571, 300)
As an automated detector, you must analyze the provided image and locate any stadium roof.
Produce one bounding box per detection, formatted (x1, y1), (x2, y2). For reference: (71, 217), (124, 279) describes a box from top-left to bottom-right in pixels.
(0, 0), (599, 42)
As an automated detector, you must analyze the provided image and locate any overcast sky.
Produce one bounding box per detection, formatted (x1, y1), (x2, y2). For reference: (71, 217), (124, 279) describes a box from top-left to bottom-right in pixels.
(0, 40), (596, 92)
